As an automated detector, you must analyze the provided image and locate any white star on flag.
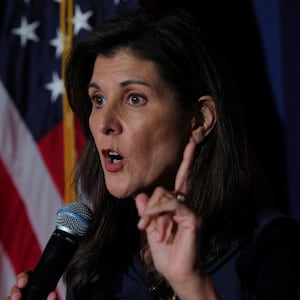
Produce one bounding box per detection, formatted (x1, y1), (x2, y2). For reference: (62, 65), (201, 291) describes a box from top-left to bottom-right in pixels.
(12, 17), (40, 47)
(49, 29), (64, 58)
(73, 5), (93, 35)
(44, 72), (64, 103)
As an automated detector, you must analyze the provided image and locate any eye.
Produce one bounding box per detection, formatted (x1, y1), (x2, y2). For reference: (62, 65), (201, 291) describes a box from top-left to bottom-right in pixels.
(127, 93), (146, 107)
(90, 94), (106, 108)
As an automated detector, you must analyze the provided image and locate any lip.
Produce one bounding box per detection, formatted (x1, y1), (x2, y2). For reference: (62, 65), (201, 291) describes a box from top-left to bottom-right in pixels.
(102, 148), (125, 172)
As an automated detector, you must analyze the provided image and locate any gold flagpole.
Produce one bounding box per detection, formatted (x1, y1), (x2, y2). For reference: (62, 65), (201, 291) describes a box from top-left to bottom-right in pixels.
(60, 0), (75, 204)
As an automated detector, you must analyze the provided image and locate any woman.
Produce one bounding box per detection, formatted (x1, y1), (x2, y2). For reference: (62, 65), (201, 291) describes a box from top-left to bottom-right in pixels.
(6, 7), (300, 300)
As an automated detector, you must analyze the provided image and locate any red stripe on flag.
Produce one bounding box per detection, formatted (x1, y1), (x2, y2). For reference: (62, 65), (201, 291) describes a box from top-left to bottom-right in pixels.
(38, 123), (64, 198)
(0, 159), (42, 274)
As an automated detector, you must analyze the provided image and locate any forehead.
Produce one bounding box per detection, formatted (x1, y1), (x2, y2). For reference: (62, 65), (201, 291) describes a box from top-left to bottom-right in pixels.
(91, 51), (160, 82)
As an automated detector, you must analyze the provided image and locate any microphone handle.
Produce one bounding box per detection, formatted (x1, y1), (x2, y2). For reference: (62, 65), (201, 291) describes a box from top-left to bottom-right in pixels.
(22, 229), (78, 300)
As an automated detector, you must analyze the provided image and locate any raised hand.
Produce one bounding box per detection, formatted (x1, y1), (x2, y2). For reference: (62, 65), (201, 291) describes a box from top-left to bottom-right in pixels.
(135, 139), (205, 291)
(135, 138), (218, 299)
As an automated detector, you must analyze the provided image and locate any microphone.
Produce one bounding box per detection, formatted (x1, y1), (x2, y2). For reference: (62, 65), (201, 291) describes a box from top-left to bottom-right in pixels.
(22, 202), (93, 300)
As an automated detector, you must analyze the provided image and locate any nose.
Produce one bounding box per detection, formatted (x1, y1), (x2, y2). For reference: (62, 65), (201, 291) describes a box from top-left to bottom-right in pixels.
(90, 103), (122, 136)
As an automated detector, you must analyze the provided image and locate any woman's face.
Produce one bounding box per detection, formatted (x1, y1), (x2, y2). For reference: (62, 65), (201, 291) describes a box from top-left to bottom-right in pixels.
(88, 51), (191, 198)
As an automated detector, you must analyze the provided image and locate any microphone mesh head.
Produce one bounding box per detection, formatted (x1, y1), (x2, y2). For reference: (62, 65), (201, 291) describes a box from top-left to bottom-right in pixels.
(56, 202), (93, 238)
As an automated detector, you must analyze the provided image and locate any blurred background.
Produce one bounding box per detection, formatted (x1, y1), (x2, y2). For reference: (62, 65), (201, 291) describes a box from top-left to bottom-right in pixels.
(0, 0), (299, 298)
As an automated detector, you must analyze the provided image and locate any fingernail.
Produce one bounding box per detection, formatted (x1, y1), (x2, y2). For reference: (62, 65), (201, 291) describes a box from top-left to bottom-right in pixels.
(137, 218), (145, 229)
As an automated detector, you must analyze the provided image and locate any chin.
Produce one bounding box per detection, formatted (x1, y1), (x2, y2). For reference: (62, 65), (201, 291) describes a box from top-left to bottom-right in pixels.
(107, 186), (133, 199)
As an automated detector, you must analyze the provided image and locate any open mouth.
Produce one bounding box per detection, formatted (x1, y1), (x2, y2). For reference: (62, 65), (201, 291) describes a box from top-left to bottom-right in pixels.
(103, 149), (124, 164)
(108, 151), (123, 163)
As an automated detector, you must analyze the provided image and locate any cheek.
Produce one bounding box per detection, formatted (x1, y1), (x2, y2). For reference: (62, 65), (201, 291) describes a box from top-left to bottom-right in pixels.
(88, 113), (95, 134)
(88, 119), (103, 161)
(89, 113), (100, 142)
(136, 123), (185, 170)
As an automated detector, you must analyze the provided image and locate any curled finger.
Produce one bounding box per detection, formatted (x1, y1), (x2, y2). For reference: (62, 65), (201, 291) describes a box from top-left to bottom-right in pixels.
(136, 188), (178, 242)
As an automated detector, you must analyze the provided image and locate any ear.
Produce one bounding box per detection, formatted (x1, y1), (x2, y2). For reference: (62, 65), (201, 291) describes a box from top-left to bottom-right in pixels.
(191, 95), (217, 144)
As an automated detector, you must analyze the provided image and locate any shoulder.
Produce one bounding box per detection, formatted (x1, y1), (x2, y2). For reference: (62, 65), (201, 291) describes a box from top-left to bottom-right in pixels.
(256, 211), (300, 246)
(237, 209), (300, 297)
(239, 209), (300, 260)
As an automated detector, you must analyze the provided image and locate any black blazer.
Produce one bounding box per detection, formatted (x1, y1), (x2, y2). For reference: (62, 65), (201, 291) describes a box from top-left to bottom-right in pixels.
(67, 209), (300, 299)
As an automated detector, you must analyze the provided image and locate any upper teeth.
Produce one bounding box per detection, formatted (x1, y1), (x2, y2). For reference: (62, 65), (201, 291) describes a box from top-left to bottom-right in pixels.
(109, 151), (119, 156)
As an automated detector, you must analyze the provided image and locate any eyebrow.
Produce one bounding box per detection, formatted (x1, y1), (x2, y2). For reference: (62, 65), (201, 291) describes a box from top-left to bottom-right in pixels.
(87, 79), (151, 90)
(87, 82), (100, 90)
(120, 79), (151, 87)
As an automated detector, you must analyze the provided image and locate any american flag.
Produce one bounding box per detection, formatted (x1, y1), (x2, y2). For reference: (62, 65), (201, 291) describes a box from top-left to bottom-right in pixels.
(0, 0), (139, 298)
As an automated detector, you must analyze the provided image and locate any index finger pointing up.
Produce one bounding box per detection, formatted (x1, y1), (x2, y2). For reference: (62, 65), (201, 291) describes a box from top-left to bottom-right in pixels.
(174, 138), (196, 194)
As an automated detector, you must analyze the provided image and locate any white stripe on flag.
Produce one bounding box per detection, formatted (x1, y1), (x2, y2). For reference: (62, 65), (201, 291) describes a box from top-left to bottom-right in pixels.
(0, 242), (16, 299)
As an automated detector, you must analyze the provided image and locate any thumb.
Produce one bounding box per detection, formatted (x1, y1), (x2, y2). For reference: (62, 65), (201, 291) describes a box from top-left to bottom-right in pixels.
(134, 193), (149, 216)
